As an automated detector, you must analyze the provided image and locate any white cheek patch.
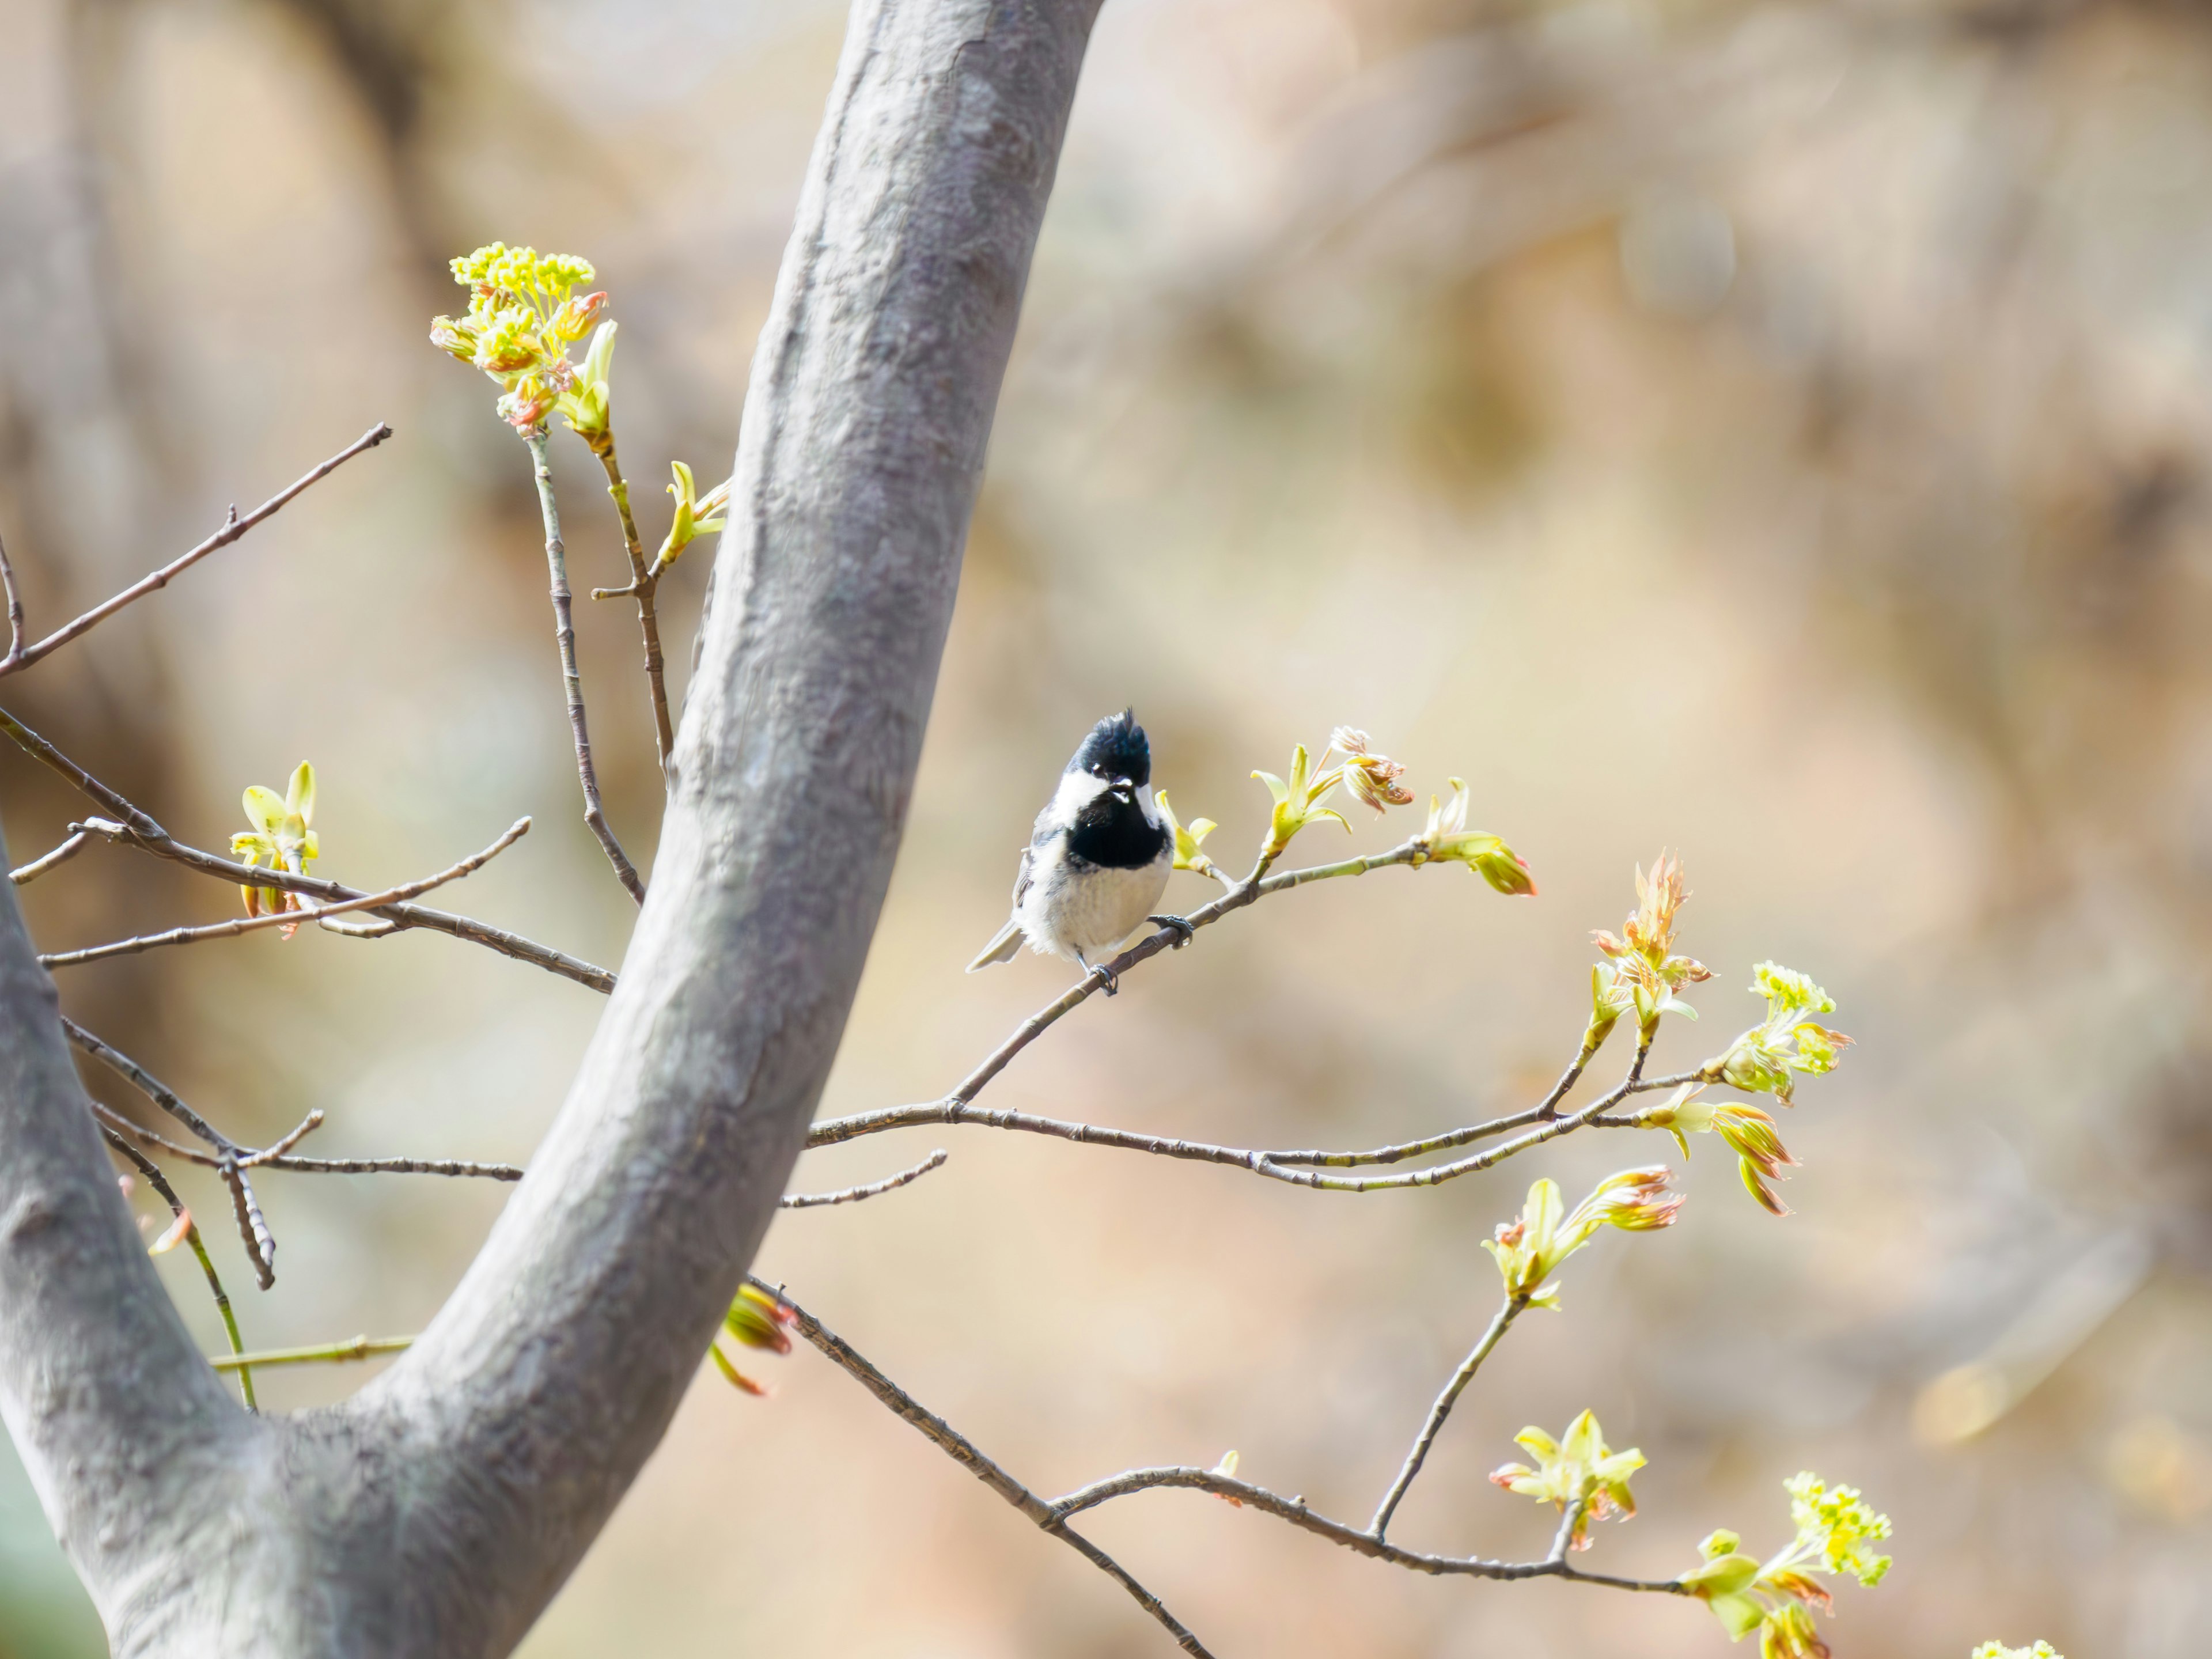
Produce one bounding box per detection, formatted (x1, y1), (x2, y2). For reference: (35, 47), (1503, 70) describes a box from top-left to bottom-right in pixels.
(1052, 770), (1110, 819)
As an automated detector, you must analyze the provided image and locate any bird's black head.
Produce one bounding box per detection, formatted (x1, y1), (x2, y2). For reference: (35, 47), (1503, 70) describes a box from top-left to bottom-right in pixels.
(1067, 707), (1151, 789)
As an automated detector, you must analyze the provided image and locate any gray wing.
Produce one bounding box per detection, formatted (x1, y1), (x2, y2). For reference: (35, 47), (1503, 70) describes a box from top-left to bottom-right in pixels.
(967, 844), (1036, 973)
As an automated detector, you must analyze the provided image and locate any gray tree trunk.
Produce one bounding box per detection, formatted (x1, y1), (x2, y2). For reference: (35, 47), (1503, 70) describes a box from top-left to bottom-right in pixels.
(0, 0), (1102, 1650)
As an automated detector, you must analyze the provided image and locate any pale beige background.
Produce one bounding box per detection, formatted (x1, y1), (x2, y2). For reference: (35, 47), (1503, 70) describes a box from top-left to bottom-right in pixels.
(3, 0), (2210, 1654)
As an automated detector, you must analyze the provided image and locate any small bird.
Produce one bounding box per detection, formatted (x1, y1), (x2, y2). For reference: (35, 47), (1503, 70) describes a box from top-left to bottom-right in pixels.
(967, 709), (1192, 993)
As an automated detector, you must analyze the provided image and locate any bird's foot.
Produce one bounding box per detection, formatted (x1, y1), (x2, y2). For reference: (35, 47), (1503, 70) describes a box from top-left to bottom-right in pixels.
(1086, 962), (1120, 997)
(1149, 914), (1196, 949)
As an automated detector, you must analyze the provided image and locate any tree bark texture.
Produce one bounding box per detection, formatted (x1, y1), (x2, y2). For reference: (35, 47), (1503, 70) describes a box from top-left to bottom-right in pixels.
(0, 0), (1102, 1650)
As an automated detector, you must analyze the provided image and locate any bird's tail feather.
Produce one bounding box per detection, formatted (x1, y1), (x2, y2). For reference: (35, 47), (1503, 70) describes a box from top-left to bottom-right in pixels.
(966, 919), (1025, 972)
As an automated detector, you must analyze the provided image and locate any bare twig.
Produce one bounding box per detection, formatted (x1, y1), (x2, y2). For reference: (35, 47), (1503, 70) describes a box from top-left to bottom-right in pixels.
(88, 1098), (516, 1181)
(760, 1278), (1215, 1657)
(64, 1018), (228, 1148)
(934, 851), (1288, 1112)
(0, 703), (615, 993)
(8, 830), (90, 885)
(1250, 1108), (1549, 1169)
(258, 1152), (523, 1180)
(1370, 1295), (1524, 1539)
(62, 1020), (277, 1288)
(37, 819), (530, 969)
(764, 1278), (1679, 1658)
(209, 1335), (412, 1372)
(779, 1149), (949, 1209)
(0, 425), (391, 678)
(817, 840), (1540, 1161)
(1048, 1468), (1684, 1595)
(100, 1127), (255, 1410)
(316, 913), (400, 938)
(0, 707), (166, 839)
(525, 431), (645, 904)
(582, 439), (676, 776)
(88, 1099), (214, 1166)
(0, 529), (22, 663)
(238, 1111), (323, 1166)
(808, 1069), (1699, 1193)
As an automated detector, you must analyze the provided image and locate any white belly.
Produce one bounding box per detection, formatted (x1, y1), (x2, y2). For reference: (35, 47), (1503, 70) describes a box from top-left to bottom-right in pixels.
(1021, 846), (1172, 963)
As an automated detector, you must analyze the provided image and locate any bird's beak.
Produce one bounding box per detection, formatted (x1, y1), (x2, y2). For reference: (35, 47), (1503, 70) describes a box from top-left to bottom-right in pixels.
(1110, 777), (1134, 799)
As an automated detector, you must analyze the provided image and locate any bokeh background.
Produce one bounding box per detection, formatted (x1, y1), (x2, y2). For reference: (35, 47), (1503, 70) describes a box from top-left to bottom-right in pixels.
(4, 0), (2211, 1652)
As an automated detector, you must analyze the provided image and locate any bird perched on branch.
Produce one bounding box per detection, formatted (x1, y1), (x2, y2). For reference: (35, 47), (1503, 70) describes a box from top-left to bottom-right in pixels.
(967, 709), (1191, 993)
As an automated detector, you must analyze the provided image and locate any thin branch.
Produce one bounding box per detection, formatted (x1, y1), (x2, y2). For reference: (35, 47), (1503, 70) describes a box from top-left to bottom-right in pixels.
(1260, 1107), (1548, 1169)
(316, 913), (400, 938)
(1197, 1022), (1619, 1168)
(1547, 1495), (1592, 1565)
(256, 1152), (523, 1180)
(1047, 1468), (1686, 1595)
(37, 818), (530, 969)
(1251, 844), (1424, 895)
(0, 703), (615, 993)
(0, 424), (391, 677)
(237, 1111), (323, 1166)
(64, 1017), (230, 1148)
(779, 1149), (949, 1209)
(209, 1335), (412, 1372)
(0, 706), (166, 839)
(815, 839), (1536, 1165)
(1533, 1027), (1609, 1122)
(8, 830), (90, 885)
(99, 1126), (256, 1411)
(217, 1162), (274, 1290)
(938, 851), (1287, 1111)
(758, 1278), (1215, 1657)
(89, 1096), (520, 1181)
(525, 430), (645, 904)
(1370, 1295), (1524, 1539)
(0, 529), (22, 662)
(61, 1020), (277, 1288)
(89, 1099), (215, 1166)
(583, 438), (676, 777)
(807, 1069), (1703, 1194)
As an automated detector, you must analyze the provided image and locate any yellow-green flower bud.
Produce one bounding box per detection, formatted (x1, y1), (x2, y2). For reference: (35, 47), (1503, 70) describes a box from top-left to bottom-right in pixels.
(1487, 1408), (1645, 1550)
(1413, 777), (1535, 893)
(229, 761), (320, 929)
(1252, 742), (1349, 861)
(723, 1283), (794, 1353)
(1156, 791), (1217, 876)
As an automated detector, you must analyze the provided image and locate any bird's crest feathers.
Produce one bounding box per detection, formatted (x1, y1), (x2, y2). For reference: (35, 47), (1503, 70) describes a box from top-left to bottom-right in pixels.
(1068, 707), (1151, 787)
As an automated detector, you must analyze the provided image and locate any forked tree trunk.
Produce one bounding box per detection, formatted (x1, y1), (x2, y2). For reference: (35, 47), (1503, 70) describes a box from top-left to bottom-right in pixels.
(0, 0), (1101, 1649)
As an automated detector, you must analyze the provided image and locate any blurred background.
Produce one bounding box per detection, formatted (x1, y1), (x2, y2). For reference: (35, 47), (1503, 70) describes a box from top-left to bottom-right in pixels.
(3, 0), (2210, 1652)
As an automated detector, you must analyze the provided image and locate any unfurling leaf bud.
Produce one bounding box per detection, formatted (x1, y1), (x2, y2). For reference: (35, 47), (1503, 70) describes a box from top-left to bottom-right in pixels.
(1332, 729), (1414, 814)
(550, 290), (609, 342)
(1680, 1471), (1890, 1654)
(147, 1208), (192, 1257)
(1414, 778), (1535, 893)
(1252, 742), (1350, 859)
(1156, 791), (1218, 876)
(710, 1285), (796, 1400)
(230, 760), (321, 930)
(1634, 1084), (1800, 1215)
(1212, 1449), (1243, 1506)
(724, 1283), (796, 1353)
(1482, 1168), (1681, 1305)
(1488, 1409), (1645, 1550)
(1711, 963), (1853, 1105)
